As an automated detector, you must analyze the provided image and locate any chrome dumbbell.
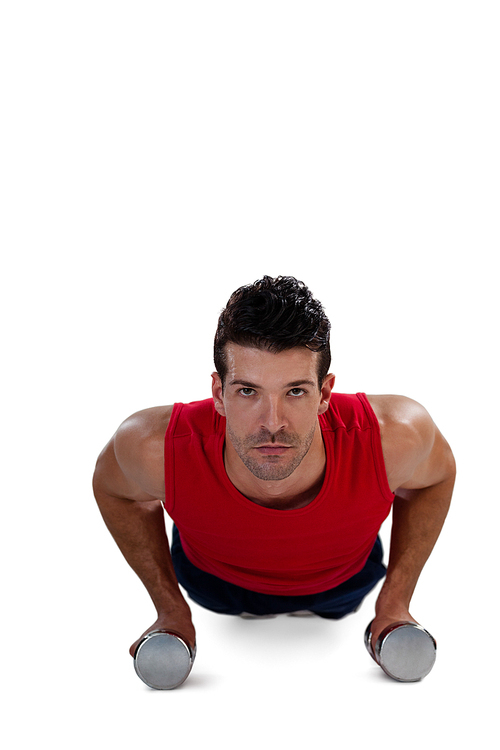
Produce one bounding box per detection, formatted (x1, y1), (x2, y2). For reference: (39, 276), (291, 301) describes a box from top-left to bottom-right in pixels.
(134, 630), (196, 690)
(364, 620), (437, 682)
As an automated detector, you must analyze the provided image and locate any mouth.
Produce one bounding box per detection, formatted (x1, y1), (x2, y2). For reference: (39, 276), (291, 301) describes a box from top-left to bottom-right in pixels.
(254, 445), (292, 456)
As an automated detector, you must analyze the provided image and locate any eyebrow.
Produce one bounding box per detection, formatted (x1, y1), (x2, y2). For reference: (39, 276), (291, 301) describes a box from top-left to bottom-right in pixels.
(228, 379), (317, 389)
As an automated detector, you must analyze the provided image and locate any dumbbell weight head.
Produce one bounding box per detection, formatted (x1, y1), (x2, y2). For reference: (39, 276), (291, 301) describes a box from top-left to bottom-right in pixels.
(364, 620), (437, 682)
(134, 630), (196, 690)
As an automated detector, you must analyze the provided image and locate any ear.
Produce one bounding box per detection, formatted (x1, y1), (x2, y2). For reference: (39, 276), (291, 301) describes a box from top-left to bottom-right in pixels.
(318, 374), (335, 415)
(211, 372), (226, 416)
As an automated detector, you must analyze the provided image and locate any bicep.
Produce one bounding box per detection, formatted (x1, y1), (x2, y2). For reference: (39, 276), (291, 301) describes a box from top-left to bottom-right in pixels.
(93, 435), (158, 502)
(396, 416), (456, 492)
(93, 406), (171, 502)
(373, 394), (456, 493)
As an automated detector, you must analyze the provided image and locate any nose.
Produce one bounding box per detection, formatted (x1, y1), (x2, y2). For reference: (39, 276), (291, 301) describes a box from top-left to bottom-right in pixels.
(260, 396), (288, 435)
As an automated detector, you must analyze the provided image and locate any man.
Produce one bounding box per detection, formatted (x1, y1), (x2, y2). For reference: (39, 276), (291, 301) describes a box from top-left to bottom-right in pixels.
(93, 276), (455, 674)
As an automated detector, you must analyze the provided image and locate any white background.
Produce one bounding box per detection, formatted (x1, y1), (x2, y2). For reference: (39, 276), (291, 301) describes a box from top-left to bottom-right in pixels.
(2, 2), (498, 748)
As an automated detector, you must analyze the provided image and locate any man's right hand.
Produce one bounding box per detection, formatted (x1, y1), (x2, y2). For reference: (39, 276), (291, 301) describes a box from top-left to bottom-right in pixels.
(130, 611), (196, 657)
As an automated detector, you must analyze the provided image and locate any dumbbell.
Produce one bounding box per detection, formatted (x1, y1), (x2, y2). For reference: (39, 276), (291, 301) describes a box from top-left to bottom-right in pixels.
(364, 620), (437, 682)
(134, 630), (196, 690)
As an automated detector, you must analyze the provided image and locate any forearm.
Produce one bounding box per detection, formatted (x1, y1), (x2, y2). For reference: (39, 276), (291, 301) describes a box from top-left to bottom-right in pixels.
(95, 491), (187, 616)
(376, 475), (454, 615)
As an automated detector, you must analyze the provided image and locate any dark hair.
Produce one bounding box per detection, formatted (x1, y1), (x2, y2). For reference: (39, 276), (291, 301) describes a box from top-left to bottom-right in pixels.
(214, 276), (331, 389)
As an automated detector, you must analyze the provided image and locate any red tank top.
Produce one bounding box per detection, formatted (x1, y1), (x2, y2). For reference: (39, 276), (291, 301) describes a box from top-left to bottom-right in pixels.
(164, 394), (394, 595)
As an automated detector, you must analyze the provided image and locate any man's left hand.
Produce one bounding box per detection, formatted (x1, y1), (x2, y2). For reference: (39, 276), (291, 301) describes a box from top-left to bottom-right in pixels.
(369, 609), (418, 655)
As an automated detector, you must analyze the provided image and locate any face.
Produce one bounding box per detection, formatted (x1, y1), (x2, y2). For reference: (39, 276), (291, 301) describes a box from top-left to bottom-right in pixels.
(212, 344), (334, 482)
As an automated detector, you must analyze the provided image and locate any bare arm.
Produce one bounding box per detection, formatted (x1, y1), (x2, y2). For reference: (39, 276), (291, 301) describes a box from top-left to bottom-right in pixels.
(369, 396), (456, 645)
(92, 407), (196, 653)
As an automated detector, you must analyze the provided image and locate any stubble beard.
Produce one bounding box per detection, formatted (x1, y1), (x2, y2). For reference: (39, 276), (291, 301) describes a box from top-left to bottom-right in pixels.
(226, 423), (317, 481)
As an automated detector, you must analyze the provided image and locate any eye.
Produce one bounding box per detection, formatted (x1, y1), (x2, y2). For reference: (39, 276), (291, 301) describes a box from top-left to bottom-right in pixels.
(288, 388), (306, 397)
(238, 387), (256, 396)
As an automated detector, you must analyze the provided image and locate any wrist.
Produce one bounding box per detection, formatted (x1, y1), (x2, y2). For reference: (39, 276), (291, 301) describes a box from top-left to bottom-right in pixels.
(155, 593), (191, 619)
(375, 582), (412, 618)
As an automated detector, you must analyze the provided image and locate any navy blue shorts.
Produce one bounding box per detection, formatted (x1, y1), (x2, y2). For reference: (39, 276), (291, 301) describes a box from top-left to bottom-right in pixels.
(171, 525), (386, 619)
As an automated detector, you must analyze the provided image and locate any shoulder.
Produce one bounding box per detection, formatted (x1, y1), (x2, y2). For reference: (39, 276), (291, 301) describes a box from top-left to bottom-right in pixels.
(366, 395), (439, 490)
(95, 406), (173, 500)
(367, 395), (435, 439)
(114, 405), (174, 447)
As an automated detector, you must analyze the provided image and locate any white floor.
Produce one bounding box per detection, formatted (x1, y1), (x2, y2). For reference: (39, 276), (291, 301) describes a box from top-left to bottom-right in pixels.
(3, 3), (499, 748)
(5, 505), (495, 750)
